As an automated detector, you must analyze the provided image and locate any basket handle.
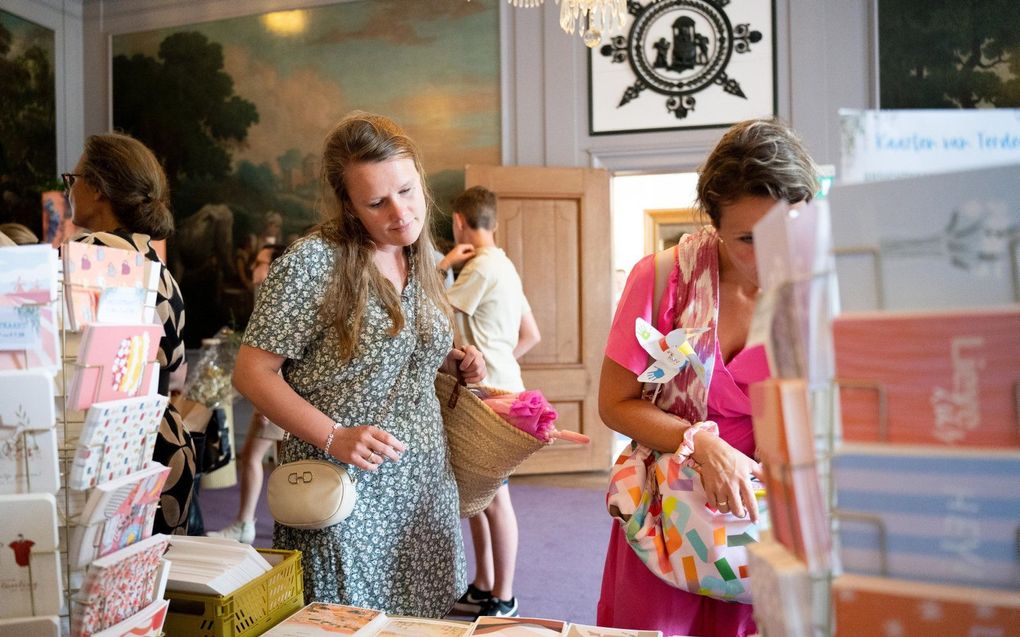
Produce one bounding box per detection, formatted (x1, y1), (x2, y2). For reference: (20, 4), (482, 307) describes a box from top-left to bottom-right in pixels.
(446, 349), (468, 410)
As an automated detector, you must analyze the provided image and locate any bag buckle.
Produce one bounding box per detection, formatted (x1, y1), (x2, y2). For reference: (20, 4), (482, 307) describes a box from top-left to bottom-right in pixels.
(288, 470), (313, 484)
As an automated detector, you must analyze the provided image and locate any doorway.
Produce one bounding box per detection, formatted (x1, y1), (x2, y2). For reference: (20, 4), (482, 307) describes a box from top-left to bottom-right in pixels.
(608, 171), (700, 459)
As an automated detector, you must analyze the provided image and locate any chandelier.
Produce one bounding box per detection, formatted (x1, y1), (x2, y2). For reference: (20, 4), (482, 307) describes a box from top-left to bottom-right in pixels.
(507, 0), (627, 48)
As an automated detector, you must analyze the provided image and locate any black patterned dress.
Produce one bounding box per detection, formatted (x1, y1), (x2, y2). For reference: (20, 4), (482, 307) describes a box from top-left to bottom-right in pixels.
(243, 235), (465, 617)
(75, 230), (195, 535)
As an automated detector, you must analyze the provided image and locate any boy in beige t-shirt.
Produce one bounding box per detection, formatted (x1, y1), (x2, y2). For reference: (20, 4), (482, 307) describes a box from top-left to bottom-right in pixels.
(439, 186), (541, 618)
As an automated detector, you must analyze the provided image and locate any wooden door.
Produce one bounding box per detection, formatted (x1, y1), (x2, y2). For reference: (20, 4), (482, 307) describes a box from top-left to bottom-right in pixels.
(465, 165), (613, 474)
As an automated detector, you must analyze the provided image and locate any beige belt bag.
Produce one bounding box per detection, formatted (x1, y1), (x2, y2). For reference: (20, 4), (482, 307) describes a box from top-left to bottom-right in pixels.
(267, 459), (357, 529)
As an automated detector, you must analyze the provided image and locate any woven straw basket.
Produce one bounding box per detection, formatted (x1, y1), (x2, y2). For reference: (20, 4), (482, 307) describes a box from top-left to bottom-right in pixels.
(436, 372), (550, 517)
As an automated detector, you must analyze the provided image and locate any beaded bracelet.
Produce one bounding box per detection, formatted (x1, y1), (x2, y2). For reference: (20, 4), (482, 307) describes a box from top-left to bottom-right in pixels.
(323, 421), (342, 455)
(676, 420), (719, 462)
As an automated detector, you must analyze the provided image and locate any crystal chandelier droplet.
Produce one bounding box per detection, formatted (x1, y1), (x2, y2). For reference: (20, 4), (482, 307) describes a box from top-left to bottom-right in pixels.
(505, 0), (627, 42)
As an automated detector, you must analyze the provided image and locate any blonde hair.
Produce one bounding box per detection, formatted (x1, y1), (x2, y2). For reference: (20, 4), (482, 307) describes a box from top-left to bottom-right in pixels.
(318, 111), (451, 361)
(81, 132), (174, 239)
(697, 118), (818, 228)
(0, 222), (39, 245)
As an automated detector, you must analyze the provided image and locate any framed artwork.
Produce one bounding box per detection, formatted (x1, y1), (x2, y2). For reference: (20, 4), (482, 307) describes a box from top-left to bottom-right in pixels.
(0, 9), (56, 240)
(878, 1), (1020, 109)
(644, 207), (701, 253)
(589, 0), (776, 135)
(111, 0), (500, 344)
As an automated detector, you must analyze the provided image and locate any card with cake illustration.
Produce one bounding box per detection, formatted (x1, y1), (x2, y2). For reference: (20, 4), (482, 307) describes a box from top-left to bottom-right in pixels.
(0, 493), (62, 619)
(0, 371), (59, 495)
(70, 462), (170, 569)
(69, 395), (168, 490)
(63, 242), (156, 331)
(0, 245), (60, 373)
(72, 533), (169, 637)
(833, 307), (1020, 447)
(68, 323), (163, 411)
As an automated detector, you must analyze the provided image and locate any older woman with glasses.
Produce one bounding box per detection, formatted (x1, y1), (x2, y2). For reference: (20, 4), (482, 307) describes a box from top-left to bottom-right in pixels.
(64, 132), (196, 535)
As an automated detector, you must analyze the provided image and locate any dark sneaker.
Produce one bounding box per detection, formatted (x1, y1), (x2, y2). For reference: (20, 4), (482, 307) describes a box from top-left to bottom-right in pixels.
(479, 597), (519, 617)
(452, 584), (492, 616)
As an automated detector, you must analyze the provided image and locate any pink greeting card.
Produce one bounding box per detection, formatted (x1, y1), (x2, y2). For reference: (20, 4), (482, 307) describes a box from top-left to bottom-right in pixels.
(70, 462), (170, 569)
(63, 243), (159, 331)
(68, 324), (163, 411)
(72, 533), (169, 637)
(834, 307), (1020, 447)
(0, 245), (60, 373)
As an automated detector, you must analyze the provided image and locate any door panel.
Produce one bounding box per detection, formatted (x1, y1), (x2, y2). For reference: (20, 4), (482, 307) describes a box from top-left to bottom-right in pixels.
(465, 165), (612, 474)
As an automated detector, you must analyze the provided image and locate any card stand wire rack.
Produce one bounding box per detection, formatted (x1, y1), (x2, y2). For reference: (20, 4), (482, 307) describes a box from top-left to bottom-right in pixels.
(834, 243), (1020, 306)
(757, 454), (835, 637)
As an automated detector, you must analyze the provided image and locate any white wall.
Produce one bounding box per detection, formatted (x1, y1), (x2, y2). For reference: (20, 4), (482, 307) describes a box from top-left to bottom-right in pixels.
(3, 0), (877, 178)
(611, 172), (699, 277)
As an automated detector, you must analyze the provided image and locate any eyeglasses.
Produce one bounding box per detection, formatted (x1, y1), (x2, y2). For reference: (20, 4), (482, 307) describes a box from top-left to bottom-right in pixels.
(61, 173), (83, 191)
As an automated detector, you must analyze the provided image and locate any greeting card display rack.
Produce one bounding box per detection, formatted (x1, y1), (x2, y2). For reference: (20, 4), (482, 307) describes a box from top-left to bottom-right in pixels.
(0, 265), (165, 636)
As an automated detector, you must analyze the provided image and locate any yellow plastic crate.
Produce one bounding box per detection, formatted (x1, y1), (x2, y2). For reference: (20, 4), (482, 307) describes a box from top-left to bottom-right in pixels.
(164, 549), (303, 637)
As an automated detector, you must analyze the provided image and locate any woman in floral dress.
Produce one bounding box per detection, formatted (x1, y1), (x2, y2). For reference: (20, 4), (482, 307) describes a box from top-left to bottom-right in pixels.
(232, 112), (485, 617)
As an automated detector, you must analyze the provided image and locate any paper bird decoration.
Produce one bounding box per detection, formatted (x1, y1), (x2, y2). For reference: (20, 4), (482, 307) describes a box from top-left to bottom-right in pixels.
(635, 317), (708, 384)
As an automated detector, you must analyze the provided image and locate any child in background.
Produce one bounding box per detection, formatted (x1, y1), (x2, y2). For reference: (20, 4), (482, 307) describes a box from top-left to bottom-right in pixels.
(207, 242), (288, 543)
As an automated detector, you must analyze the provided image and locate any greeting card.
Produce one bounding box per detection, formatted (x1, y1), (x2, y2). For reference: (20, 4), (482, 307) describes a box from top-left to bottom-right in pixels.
(833, 573), (1020, 637)
(69, 395), (168, 490)
(63, 243), (160, 331)
(829, 163), (1020, 312)
(0, 245), (60, 372)
(750, 379), (830, 572)
(834, 444), (1020, 589)
(68, 323), (162, 411)
(263, 603), (387, 637)
(0, 493), (61, 618)
(0, 370), (58, 494)
(72, 533), (169, 637)
(833, 307), (1020, 447)
(91, 598), (169, 637)
(69, 462), (170, 569)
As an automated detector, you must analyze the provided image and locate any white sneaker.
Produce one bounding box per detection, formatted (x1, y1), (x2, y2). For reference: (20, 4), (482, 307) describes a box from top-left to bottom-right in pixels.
(206, 520), (256, 544)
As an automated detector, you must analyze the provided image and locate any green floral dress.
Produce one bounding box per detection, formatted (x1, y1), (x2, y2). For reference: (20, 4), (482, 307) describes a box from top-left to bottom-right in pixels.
(243, 234), (465, 617)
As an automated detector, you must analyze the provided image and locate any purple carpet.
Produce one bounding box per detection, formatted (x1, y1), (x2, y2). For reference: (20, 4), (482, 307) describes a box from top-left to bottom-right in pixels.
(197, 471), (609, 623)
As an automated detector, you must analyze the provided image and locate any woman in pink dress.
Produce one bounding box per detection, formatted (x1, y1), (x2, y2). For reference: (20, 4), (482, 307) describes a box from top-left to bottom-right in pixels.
(597, 118), (818, 636)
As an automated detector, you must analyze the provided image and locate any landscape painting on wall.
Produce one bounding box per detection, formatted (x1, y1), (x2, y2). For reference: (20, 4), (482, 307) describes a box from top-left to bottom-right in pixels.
(879, 0), (1020, 108)
(0, 9), (56, 240)
(112, 0), (500, 343)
